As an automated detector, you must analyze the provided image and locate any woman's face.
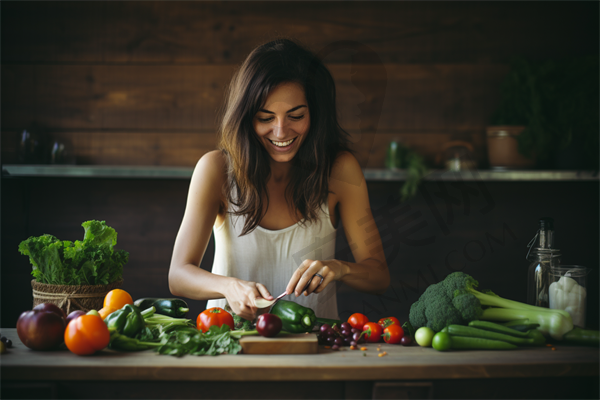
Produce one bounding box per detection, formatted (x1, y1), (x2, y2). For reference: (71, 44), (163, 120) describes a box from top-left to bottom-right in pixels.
(253, 82), (310, 164)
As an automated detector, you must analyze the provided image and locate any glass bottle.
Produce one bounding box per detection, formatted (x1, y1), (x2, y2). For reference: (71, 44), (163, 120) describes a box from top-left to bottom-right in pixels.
(526, 218), (561, 307)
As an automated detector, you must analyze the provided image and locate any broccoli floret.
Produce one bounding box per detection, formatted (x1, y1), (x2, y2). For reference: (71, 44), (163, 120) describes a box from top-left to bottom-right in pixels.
(408, 272), (483, 332)
(424, 302), (463, 332)
(452, 290), (483, 321)
(442, 271), (478, 298)
(408, 298), (427, 329)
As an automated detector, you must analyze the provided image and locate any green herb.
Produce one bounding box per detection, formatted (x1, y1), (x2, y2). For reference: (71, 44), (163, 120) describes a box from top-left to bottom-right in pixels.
(18, 220), (128, 285)
(225, 303), (255, 331)
(155, 325), (242, 357)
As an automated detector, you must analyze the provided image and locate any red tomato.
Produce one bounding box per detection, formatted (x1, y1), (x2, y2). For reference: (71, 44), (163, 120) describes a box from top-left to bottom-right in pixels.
(377, 317), (400, 329)
(64, 314), (110, 355)
(362, 322), (383, 343)
(348, 313), (369, 330)
(196, 307), (234, 333)
(383, 324), (404, 344)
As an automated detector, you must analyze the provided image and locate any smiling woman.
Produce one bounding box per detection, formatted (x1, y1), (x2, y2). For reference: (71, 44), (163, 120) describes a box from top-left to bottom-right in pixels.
(168, 38), (390, 322)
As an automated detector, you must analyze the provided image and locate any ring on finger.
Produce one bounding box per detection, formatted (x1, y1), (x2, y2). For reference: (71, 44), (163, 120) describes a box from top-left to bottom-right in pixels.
(314, 273), (324, 286)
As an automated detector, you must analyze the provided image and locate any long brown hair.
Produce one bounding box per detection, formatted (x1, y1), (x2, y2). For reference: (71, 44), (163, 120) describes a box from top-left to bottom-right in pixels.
(218, 38), (351, 235)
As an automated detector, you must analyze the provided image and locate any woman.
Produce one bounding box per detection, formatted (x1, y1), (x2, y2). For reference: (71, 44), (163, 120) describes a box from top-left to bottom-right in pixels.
(168, 39), (390, 321)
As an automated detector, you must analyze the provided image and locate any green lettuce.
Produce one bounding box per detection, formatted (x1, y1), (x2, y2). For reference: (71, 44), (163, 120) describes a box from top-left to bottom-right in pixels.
(18, 220), (128, 285)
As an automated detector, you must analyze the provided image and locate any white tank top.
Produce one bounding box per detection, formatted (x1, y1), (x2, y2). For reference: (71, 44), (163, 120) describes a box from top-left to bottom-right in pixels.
(207, 202), (339, 320)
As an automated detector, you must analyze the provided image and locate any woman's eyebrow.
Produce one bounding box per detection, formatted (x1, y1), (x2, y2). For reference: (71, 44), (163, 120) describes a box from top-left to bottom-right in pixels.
(258, 105), (307, 114)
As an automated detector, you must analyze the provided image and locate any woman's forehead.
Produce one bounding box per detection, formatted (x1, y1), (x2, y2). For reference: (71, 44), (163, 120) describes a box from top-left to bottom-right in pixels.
(261, 82), (307, 110)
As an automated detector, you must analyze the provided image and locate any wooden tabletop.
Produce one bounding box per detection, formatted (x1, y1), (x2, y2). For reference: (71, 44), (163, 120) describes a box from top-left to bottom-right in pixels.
(1, 329), (598, 382)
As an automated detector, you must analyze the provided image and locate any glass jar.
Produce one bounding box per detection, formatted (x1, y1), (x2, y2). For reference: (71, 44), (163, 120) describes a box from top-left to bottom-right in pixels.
(527, 249), (561, 308)
(548, 266), (590, 328)
(526, 217), (560, 308)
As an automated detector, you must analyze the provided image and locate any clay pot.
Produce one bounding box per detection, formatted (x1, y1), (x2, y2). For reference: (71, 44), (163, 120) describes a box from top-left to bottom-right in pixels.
(486, 126), (535, 169)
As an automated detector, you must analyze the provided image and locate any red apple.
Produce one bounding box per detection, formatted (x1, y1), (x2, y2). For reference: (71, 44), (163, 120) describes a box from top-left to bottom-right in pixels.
(16, 309), (66, 350)
(33, 303), (67, 324)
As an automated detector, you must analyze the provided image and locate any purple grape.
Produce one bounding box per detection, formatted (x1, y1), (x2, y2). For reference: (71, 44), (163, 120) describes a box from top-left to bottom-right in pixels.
(350, 341), (357, 347)
(334, 337), (344, 346)
(333, 324), (342, 333)
(351, 328), (359, 334)
(344, 337), (353, 345)
(332, 345), (340, 350)
(341, 322), (352, 331)
(327, 328), (336, 337)
(320, 324), (331, 334)
(327, 336), (335, 345)
(352, 332), (362, 342)
(341, 329), (352, 337)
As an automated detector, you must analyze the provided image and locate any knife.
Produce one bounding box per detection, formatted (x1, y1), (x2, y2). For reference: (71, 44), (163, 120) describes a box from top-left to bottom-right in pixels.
(254, 273), (324, 309)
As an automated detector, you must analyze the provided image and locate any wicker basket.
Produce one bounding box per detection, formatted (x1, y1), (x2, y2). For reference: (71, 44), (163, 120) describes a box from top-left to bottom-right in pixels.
(31, 279), (124, 315)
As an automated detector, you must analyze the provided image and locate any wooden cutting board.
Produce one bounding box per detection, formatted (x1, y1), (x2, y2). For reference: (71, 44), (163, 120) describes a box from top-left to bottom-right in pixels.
(240, 333), (318, 354)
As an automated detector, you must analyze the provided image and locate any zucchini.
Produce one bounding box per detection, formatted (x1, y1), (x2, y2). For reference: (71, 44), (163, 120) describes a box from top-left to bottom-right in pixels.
(447, 325), (535, 346)
(451, 336), (518, 350)
(468, 320), (530, 337)
(134, 298), (189, 318)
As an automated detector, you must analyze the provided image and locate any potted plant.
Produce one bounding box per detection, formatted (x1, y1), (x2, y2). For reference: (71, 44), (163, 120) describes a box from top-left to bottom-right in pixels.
(488, 56), (599, 170)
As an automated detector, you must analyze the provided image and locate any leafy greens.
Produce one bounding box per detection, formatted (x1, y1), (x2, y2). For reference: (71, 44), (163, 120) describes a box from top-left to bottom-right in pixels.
(155, 325), (242, 356)
(18, 220), (128, 285)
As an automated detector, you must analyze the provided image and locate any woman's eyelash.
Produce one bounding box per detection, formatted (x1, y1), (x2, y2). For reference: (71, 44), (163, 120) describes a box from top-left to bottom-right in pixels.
(257, 115), (305, 123)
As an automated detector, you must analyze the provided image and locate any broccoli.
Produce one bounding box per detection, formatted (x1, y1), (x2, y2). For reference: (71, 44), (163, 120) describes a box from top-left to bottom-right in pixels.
(409, 271), (575, 340)
(409, 272), (480, 332)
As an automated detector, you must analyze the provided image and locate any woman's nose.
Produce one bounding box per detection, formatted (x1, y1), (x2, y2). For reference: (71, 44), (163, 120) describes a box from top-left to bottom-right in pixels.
(271, 120), (288, 138)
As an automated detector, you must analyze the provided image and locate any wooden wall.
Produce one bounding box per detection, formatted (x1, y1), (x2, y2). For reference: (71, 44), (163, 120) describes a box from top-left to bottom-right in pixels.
(2, 2), (599, 328)
(2, 1), (598, 167)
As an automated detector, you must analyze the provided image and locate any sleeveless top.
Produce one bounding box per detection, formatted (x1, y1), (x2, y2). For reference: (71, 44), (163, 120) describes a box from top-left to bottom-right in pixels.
(207, 202), (339, 320)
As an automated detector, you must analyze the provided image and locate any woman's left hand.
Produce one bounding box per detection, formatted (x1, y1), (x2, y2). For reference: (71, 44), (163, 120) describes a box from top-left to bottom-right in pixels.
(286, 259), (347, 297)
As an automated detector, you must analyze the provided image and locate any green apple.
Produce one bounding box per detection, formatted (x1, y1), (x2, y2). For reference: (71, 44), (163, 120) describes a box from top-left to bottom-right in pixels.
(415, 327), (435, 347)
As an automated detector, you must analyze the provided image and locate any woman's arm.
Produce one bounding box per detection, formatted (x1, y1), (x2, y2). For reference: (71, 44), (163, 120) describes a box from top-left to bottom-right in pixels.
(168, 151), (272, 320)
(286, 152), (391, 297)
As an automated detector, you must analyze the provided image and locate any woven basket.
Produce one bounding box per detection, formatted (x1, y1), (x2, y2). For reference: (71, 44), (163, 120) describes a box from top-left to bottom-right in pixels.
(31, 279), (124, 315)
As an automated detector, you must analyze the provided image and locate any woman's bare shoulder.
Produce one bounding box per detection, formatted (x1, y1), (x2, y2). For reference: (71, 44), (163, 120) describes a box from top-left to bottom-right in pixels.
(193, 150), (227, 181)
(190, 150), (228, 200)
(330, 151), (365, 189)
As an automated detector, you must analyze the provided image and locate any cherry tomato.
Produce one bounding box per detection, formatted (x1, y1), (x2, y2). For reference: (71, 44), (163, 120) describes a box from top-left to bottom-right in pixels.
(64, 314), (110, 355)
(362, 322), (383, 343)
(196, 307), (234, 333)
(383, 324), (404, 344)
(348, 313), (369, 330)
(377, 317), (401, 329)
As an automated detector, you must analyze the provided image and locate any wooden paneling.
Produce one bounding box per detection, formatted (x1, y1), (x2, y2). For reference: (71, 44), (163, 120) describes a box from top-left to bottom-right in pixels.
(2, 63), (507, 167)
(2, 2), (597, 64)
(2, 64), (507, 131)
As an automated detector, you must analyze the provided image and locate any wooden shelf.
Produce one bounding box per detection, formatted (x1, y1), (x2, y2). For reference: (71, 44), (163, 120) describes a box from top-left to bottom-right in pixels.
(2, 164), (598, 181)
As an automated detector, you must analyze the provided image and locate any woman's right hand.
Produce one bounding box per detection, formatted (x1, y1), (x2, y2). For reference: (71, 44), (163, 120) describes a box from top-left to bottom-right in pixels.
(224, 278), (273, 321)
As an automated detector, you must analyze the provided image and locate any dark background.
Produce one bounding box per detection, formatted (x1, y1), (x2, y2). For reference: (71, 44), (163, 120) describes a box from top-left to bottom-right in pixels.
(2, 1), (598, 329)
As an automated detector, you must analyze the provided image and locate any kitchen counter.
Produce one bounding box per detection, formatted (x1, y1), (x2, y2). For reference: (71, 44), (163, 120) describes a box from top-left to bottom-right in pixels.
(1, 328), (598, 399)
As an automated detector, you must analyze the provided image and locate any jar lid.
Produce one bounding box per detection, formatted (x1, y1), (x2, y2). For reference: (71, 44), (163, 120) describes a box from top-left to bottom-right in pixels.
(486, 126), (525, 137)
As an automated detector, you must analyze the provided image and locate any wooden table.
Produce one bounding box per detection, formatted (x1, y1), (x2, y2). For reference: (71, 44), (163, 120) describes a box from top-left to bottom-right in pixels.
(1, 328), (598, 399)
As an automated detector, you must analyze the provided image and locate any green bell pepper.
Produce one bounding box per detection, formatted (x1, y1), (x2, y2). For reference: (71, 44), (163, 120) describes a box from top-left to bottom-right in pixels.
(104, 304), (145, 338)
(270, 300), (341, 333)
